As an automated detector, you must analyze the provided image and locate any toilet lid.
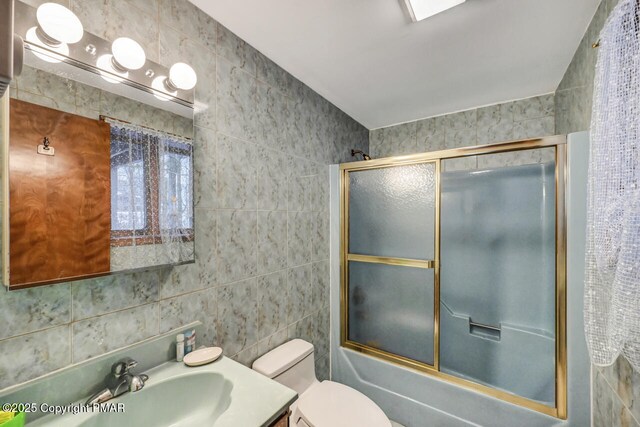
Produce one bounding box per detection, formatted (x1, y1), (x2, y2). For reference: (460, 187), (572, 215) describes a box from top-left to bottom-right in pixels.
(296, 381), (391, 427)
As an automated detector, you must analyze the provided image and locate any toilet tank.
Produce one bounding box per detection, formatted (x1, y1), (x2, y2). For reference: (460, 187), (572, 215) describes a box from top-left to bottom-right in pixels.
(252, 339), (318, 396)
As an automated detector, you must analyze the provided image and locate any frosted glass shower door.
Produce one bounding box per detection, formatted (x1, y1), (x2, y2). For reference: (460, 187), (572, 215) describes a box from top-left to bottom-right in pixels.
(440, 153), (557, 405)
(345, 162), (438, 366)
(340, 137), (567, 417)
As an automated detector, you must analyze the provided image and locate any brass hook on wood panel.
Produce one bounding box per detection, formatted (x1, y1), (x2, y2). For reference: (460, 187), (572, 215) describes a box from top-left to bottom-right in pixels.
(37, 136), (55, 156)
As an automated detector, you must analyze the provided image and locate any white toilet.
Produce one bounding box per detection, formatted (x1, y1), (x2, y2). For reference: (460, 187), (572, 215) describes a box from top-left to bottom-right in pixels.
(252, 339), (392, 427)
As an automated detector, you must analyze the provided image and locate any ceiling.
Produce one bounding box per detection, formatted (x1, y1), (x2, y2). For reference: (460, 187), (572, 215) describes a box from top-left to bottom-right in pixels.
(190, 0), (600, 129)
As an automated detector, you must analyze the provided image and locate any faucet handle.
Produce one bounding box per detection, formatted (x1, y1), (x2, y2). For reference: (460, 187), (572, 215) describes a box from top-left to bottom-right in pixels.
(129, 375), (146, 392)
(111, 357), (138, 377)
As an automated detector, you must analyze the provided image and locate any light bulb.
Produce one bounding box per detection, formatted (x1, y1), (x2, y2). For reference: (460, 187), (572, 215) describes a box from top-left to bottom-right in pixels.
(25, 27), (68, 63)
(36, 3), (83, 44)
(97, 54), (128, 84)
(111, 37), (146, 71)
(168, 63), (197, 90)
(152, 76), (176, 101)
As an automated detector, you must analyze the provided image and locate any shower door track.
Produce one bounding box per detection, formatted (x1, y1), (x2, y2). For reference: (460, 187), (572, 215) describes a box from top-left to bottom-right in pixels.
(339, 135), (567, 419)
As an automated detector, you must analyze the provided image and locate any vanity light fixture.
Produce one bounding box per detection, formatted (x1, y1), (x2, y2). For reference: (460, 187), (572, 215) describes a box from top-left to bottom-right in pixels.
(152, 75), (176, 101)
(26, 3), (83, 63)
(97, 53), (128, 83)
(25, 26), (68, 63)
(35, 3), (83, 45)
(166, 63), (197, 91)
(15, 0), (196, 105)
(403, 0), (466, 22)
(111, 37), (146, 71)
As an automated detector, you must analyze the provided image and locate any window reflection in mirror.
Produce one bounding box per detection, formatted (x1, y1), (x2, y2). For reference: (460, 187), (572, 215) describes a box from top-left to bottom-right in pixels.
(5, 61), (195, 289)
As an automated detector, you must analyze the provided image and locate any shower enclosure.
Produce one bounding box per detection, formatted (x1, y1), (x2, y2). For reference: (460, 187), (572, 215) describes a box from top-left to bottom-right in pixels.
(339, 136), (566, 418)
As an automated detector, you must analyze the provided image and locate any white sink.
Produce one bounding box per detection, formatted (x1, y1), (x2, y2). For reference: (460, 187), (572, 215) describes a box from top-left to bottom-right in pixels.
(29, 356), (296, 427)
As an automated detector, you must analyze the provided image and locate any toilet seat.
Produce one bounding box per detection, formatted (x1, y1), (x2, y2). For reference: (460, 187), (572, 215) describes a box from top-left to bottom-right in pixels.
(292, 380), (391, 427)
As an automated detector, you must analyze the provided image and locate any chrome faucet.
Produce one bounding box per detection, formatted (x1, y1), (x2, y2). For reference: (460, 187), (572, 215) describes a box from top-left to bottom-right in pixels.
(85, 357), (148, 405)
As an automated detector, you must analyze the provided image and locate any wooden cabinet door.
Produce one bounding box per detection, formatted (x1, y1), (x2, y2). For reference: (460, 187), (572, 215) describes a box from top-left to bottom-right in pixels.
(9, 99), (111, 288)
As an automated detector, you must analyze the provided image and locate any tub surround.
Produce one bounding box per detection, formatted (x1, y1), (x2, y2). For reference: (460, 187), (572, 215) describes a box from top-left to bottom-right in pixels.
(0, 0), (368, 392)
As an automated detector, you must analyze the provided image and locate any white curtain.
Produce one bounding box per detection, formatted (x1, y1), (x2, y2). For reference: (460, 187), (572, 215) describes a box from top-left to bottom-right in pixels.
(584, 0), (640, 369)
(107, 118), (194, 269)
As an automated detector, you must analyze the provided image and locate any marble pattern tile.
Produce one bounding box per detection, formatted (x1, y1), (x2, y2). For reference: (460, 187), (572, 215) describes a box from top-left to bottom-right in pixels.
(217, 23), (258, 76)
(512, 94), (555, 121)
(309, 169), (329, 213)
(0, 285), (70, 340)
(257, 328), (289, 356)
(16, 66), (76, 106)
(476, 103), (514, 145)
(257, 271), (289, 339)
(75, 84), (101, 115)
(256, 53), (294, 98)
(613, 394), (640, 427)
(194, 208), (217, 274)
(258, 211), (288, 274)
(159, 263), (213, 299)
(311, 211), (329, 261)
(314, 309), (330, 358)
(232, 344), (258, 367)
(72, 0), (159, 63)
(288, 159), (312, 213)
(216, 279), (258, 356)
(442, 156), (477, 172)
(444, 110), (477, 148)
(193, 126), (217, 209)
(287, 265), (312, 323)
(513, 116), (555, 140)
(158, 0), (217, 52)
(555, 87), (590, 134)
(72, 273), (159, 321)
(594, 369), (614, 427)
(477, 150), (542, 170)
(312, 261), (330, 312)
(288, 211), (311, 267)
(217, 134), (257, 209)
(601, 356), (640, 423)
(445, 110), (477, 131)
(216, 210), (257, 285)
(217, 58), (257, 143)
(0, 326), (70, 389)
(285, 100), (307, 154)
(159, 25), (216, 131)
(370, 122), (417, 157)
(256, 147), (288, 211)
(15, 91), (77, 117)
(315, 355), (330, 381)
(72, 304), (159, 362)
(255, 81), (287, 148)
(160, 288), (217, 346)
(287, 314), (315, 345)
(416, 116), (446, 152)
(373, 94), (556, 159)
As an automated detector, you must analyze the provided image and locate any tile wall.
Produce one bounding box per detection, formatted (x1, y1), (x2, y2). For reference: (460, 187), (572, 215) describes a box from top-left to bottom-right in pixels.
(369, 94), (555, 161)
(0, 0), (368, 390)
(555, 0), (640, 425)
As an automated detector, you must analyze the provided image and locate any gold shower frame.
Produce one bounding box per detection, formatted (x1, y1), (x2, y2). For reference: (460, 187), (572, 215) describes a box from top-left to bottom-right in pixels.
(339, 135), (567, 419)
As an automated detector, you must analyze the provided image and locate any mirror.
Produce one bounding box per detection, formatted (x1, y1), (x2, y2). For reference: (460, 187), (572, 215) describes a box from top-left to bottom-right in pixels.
(4, 37), (195, 289)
